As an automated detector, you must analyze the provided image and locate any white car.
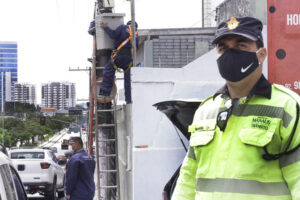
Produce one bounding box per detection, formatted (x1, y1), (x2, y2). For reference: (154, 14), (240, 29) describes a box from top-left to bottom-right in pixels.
(0, 148), (27, 200)
(9, 148), (65, 200)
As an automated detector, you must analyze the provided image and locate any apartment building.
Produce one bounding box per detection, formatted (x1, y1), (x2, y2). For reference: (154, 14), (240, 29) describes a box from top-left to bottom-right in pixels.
(41, 82), (76, 111)
(14, 83), (36, 105)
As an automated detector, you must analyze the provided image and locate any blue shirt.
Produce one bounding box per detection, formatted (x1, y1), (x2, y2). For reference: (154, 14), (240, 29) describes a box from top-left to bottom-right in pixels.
(104, 24), (139, 49)
(88, 20), (95, 35)
(65, 149), (95, 200)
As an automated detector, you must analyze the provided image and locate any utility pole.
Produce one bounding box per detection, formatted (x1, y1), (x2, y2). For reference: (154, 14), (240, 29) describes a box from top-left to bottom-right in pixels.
(130, 0), (137, 67)
(202, 0), (204, 28)
(69, 66), (91, 147)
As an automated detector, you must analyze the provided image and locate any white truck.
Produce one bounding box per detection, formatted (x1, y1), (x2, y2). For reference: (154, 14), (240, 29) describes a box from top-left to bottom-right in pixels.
(9, 148), (65, 200)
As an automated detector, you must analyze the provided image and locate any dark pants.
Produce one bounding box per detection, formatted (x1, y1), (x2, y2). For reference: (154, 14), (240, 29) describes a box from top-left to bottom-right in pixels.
(101, 54), (132, 103)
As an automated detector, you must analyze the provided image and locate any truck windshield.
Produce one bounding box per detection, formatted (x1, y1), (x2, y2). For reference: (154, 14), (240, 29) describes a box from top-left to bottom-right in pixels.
(0, 164), (17, 200)
(11, 152), (44, 159)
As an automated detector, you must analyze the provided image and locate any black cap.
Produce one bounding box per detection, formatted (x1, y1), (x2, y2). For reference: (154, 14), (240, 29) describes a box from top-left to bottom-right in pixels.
(213, 17), (263, 45)
(127, 20), (138, 29)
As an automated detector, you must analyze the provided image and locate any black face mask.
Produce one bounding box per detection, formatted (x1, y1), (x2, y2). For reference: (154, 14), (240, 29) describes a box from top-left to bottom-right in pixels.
(217, 48), (260, 82)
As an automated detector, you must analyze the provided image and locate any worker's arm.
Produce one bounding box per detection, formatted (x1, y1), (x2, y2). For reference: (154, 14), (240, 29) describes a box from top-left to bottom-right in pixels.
(101, 23), (122, 39)
(88, 20), (95, 36)
(280, 102), (300, 198)
(171, 146), (197, 200)
(65, 158), (80, 197)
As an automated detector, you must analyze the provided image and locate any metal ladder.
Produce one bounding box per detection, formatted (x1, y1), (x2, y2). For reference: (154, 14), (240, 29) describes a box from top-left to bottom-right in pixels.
(92, 64), (121, 200)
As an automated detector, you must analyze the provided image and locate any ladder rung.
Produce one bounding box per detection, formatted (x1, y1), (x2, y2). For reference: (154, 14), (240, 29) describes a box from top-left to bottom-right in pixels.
(98, 139), (116, 142)
(96, 67), (105, 69)
(100, 185), (118, 189)
(116, 78), (124, 80)
(97, 109), (114, 112)
(98, 124), (115, 127)
(96, 80), (102, 83)
(99, 154), (116, 157)
(99, 169), (117, 173)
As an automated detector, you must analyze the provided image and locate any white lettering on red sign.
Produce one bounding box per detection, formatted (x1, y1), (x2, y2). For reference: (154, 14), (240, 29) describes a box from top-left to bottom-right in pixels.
(285, 83), (292, 89)
(287, 14), (300, 25)
(294, 81), (300, 90)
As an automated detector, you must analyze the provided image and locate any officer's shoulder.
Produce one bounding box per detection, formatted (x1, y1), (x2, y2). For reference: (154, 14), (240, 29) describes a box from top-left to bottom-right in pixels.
(272, 84), (300, 103)
(200, 94), (221, 107)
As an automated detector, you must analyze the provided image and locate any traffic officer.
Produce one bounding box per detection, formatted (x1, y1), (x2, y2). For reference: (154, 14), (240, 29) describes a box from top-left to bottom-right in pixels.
(172, 16), (300, 200)
(65, 137), (95, 200)
(98, 21), (139, 104)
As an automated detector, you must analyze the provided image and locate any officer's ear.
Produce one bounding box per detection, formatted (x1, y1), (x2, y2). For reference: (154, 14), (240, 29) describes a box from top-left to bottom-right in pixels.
(256, 48), (267, 65)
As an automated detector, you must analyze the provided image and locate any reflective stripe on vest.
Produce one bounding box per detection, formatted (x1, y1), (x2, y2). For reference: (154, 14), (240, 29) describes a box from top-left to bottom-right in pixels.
(196, 178), (291, 196)
(280, 145), (300, 168)
(187, 146), (196, 160)
(189, 96), (223, 132)
(232, 104), (293, 128)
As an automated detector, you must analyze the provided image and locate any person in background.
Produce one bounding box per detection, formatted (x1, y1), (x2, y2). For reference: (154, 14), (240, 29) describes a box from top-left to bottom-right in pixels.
(65, 137), (95, 200)
(172, 16), (300, 200)
(98, 20), (139, 104)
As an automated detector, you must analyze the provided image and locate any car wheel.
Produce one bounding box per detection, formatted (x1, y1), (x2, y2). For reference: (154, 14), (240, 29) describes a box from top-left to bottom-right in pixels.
(45, 178), (57, 200)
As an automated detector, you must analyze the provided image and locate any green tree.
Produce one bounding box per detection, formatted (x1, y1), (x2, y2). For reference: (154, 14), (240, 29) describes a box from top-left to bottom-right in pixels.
(0, 128), (12, 147)
(3, 118), (23, 130)
(10, 125), (28, 146)
(24, 121), (52, 145)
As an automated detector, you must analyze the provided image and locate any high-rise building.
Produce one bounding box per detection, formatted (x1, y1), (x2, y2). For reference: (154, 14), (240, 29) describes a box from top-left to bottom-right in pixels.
(14, 83), (36, 105)
(41, 82), (76, 111)
(0, 41), (18, 112)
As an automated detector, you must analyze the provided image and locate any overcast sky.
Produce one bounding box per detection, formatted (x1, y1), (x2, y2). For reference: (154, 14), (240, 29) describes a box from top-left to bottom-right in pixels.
(0, 0), (223, 104)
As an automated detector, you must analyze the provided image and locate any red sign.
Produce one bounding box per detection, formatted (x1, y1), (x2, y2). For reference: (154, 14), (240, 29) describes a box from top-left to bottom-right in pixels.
(268, 0), (300, 94)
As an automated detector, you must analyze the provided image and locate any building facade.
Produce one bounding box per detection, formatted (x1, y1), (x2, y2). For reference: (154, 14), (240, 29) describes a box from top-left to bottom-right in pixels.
(0, 41), (18, 112)
(14, 83), (36, 105)
(137, 28), (216, 68)
(41, 82), (76, 111)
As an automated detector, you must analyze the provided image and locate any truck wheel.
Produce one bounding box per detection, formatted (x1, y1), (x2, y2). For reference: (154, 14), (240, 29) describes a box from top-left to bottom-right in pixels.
(45, 178), (57, 200)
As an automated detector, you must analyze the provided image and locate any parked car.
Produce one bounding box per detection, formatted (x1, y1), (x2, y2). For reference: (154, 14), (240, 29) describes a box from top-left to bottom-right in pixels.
(153, 100), (200, 200)
(0, 150), (27, 200)
(9, 148), (65, 200)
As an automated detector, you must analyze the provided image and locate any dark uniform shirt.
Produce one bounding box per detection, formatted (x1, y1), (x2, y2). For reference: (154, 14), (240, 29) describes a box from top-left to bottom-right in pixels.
(65, 149), (95, 200)
(104, 24), (139, 49)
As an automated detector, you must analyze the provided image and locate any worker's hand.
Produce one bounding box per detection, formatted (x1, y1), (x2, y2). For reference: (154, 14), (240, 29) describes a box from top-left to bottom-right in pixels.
(100, 22), (107, 29)
(66, 195), (70, 199)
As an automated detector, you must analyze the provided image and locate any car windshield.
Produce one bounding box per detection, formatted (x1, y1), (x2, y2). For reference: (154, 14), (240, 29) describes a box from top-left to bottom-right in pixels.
(0, 164), (17, 200)
(11, 152), (44, 159)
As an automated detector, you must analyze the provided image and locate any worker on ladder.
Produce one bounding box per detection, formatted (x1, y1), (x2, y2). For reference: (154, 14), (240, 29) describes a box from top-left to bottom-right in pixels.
(98, 20), (139, 104)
